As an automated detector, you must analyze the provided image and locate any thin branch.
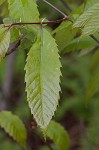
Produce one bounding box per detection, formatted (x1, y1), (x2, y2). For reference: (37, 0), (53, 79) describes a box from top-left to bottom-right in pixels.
(59, 0), (99, 45)
(90, 35), (99, 44)
(0, 0), (73, 30)
(41, 0), (67, 18)
(5, 40), (21, 57)
(0, 16), (72, 30)
(40, 20), (44, 46)
(91, 46), (99, 53)
(41, 0), (73, 22)
(2, 52), (16, 108)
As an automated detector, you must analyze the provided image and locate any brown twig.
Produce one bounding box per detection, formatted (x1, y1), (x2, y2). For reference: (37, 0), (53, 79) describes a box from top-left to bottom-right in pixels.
(90, 35), (99, 44)
(41, 0), (73, 23)
(2, 52), (16, 109)
(41, 0), (67, 18)
(5, 40), (21, 57)
(0, 16), (72, 30)
(59, 0), (99, 45)
(0, 0), (73, 30)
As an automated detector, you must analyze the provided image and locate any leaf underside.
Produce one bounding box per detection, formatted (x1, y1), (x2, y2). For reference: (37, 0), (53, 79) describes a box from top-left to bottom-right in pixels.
(25, 29), (61, 129)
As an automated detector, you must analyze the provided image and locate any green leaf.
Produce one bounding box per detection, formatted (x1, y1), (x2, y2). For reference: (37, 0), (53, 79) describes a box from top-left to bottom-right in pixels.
(0, 111), (27, 148)
(0, 1), (9, 18)
(85, 0), (99, 10)
(25, 29), (61, 130)
(63, 35), (98, 53)
(54, 22), (77, 52)
(0, 27), (10, 62)
(3, 18), (16, 25)
(47, 120), (70, 150)
(8, 0), (40, 46)
(52, 22), (72, 35)
(18, 26), (36, 51)
(73, 3), (99, 35)
(8, 0), (39, 22)
(10, 28), (19, 42)
(3, 18), (20, 43)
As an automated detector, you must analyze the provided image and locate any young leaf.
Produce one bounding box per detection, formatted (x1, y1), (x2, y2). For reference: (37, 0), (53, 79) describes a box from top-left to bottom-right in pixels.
(47, 120), (70, 150)
(73, 3), (99, 35)
(25, 29), (61, 130)
(0, 27), (10, 62)
(0, 111), (27, 148)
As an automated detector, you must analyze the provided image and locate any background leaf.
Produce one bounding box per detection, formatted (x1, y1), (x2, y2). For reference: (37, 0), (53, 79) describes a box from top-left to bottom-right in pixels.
(47, 120), (70, 150)
(73, 3), (99, 35)
(0, 111), (27, 148)
(54, 22), (77, 52)
(63, 35), (98, 53)
(0, 27), (10, 63)
(85, 0), (99, 10)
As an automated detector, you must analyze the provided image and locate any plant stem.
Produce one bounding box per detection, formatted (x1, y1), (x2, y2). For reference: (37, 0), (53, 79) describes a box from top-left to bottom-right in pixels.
(2, 52), (16, 109)
(41, 0), (67, 18)
(90, 35), (99, 44)
(5, 40), (21, 57)
(60, 0), (99, 45)
(0, 0), (73, 30)
(41, 0), (73, 22)
(0, 17), (70, 29)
